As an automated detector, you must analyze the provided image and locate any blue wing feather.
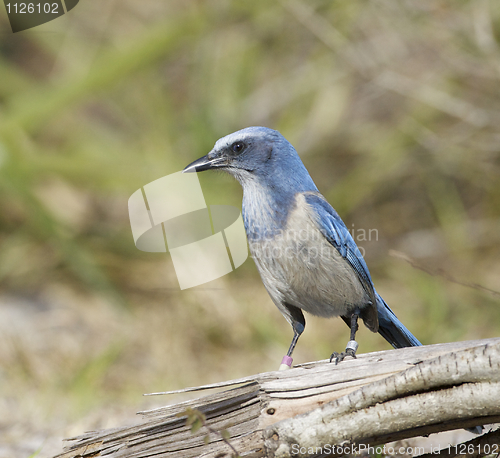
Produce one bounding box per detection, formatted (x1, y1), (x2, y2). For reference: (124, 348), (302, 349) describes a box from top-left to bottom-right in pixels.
(304, 192), (421, 348)
(303, 193), (376, 304)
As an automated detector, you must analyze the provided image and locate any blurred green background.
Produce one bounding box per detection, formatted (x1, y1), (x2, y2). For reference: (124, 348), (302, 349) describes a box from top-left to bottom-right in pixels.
(1, 1), (500, 456)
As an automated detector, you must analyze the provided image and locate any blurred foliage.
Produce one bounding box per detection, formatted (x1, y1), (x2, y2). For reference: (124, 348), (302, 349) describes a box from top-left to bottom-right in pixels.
(1, 0), (500, 455)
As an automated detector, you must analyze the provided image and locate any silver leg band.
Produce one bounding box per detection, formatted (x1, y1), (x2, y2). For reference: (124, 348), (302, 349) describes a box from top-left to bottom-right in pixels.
(346, 340), (358, 352)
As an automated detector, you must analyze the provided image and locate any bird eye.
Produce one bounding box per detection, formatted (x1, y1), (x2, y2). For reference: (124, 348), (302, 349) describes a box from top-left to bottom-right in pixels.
(231, 142), (245, 154)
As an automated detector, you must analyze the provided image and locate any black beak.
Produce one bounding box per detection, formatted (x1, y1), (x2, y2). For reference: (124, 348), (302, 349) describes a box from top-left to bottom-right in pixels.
(183, 154), (223, 173)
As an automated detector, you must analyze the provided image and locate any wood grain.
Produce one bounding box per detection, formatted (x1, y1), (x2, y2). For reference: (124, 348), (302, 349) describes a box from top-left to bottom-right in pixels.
(53, 338), (500, 458)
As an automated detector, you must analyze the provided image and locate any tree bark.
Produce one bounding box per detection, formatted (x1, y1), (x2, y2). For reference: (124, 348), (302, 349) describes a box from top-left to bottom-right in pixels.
(54, 338), (500, 458)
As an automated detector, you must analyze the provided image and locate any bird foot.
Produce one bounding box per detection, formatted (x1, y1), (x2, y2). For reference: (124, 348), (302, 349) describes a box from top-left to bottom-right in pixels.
(329, 340), (358, 365)
(329, 349), (356, 364)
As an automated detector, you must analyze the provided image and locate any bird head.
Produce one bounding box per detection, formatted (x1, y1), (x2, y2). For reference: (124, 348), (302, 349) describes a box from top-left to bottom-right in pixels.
(183, 127), (279, 177)
(183, 126), (318, 194)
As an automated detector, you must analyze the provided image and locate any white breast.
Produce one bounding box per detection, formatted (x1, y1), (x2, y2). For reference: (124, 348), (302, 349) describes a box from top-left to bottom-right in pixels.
(249, 193), (370, 318)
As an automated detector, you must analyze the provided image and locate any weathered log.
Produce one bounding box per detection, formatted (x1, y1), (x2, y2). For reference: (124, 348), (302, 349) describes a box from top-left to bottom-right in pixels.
(54, 338), (500, 458)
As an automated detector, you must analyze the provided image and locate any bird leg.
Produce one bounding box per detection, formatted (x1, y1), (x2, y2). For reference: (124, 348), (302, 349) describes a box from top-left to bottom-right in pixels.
(279, 329), (302, 370)
(287, 330), (301, 357)
(330, 308), (360, 365)
(279, 304), (305, 370)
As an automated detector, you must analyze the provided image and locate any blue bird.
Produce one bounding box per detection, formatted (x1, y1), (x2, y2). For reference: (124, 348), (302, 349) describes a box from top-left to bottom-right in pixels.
(184, 127), (421, 369)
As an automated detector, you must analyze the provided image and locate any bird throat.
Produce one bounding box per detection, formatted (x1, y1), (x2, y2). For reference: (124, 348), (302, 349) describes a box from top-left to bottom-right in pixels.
(242, 184), (296, 243)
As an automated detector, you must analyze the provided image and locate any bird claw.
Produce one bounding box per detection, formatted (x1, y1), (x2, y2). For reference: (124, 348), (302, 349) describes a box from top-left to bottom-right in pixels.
(330, 348), (357, 365)
(329, 340), (359, 364)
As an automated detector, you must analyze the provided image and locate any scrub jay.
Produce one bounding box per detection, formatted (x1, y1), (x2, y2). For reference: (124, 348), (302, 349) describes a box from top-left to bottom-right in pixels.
(184, 127), (421, 370)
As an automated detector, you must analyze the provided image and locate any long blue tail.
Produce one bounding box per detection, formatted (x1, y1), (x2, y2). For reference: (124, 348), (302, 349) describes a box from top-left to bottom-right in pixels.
(375, 292), (421, 348)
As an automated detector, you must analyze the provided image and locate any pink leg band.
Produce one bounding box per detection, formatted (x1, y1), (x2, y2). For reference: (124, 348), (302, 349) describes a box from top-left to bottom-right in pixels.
(281, 355), (293, 367)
